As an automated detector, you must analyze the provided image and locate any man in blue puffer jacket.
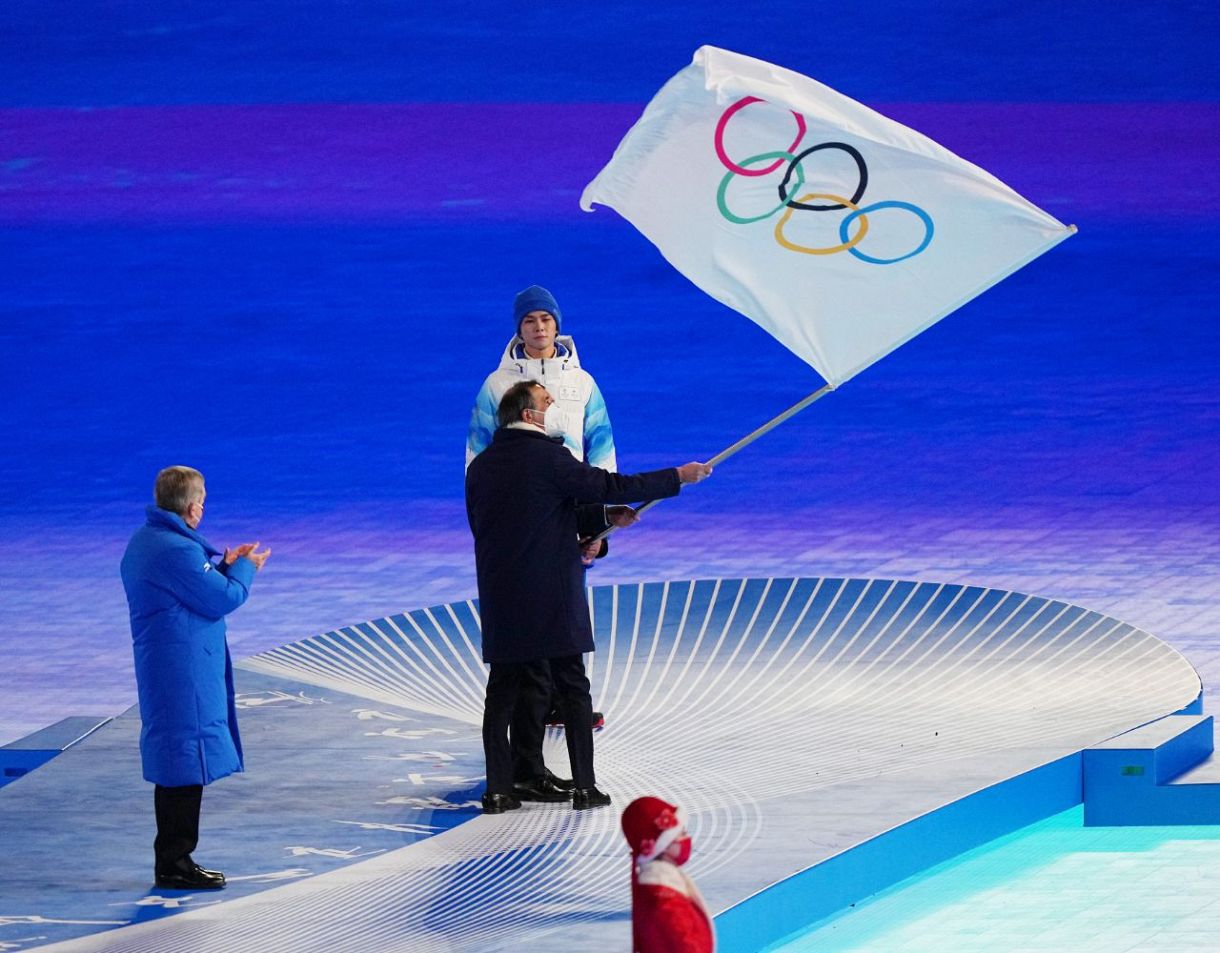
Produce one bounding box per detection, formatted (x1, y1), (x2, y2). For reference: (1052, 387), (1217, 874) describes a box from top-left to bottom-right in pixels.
(120, 466), (269, 890)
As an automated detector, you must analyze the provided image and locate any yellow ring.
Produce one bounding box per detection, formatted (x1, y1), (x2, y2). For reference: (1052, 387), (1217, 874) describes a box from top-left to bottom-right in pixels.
(774, 193), (869, 255)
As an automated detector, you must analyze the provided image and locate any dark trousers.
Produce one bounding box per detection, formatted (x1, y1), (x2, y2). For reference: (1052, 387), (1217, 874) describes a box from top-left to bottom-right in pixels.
(484, 661), (550, 795)
(508, 664), (551, 784)
(154, 783), (202, 870)
(484, 654), (596, 793)
(548, 654), (596, 789)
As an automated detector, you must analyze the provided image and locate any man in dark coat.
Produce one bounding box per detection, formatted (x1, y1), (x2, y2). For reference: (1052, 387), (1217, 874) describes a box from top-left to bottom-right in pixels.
(120, 466), (269, 889)
(465, 380), (712, 813)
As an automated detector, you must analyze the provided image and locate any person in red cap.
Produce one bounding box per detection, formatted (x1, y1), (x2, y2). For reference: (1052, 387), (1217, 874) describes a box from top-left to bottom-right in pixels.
(621, 796), (714, 953)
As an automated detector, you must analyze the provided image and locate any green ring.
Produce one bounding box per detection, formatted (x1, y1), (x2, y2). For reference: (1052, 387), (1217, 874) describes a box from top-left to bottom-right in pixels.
(716, 151), (804, 225)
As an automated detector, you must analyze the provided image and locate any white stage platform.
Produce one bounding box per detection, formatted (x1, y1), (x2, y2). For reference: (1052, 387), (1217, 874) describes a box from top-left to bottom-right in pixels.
(27, 577), (1200, 952)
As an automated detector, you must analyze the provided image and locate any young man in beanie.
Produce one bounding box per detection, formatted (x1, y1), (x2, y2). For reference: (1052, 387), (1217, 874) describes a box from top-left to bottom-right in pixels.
(466, 285), (618, 738)
(465, 285), (616, 472)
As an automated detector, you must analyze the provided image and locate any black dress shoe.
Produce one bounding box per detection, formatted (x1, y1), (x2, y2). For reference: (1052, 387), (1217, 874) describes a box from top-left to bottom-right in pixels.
(512, 776), (570, 803)
(572, 787), (612, 810)
(543, 768), (575, 792)
(481, 792), (523, 814)
(546, 710), (607, 729)
(155, 860), (226, 890)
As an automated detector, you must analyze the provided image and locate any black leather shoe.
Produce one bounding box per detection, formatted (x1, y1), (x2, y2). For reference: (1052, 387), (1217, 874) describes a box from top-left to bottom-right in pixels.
(543, 768), (575, 792)
(481, 792), (522, 814)
(545, 710), (607, 729)
(155, 860), (226, 890)
(512, 776), (570, 802)
(572, 787), (612, 810)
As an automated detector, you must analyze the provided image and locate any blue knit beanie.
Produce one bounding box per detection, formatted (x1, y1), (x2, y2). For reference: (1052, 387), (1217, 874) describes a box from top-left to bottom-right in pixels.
(513, 285), (561, 333)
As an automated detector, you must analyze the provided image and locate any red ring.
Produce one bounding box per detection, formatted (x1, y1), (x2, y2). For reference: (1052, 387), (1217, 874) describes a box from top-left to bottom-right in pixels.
(714, 96), (807, 176)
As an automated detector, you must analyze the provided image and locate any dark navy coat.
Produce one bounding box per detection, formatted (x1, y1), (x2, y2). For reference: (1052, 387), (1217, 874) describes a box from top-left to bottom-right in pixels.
(120, 506), (256, 787)
(465, 427), (681, 663)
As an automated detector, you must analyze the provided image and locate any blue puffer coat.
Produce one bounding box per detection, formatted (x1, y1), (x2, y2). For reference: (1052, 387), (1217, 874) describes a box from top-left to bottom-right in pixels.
(120, 506), (256, 787)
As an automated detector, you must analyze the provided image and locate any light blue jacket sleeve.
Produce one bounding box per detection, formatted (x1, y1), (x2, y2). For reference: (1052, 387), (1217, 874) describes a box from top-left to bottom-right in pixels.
(466, 380), (499, 470)
(583, 380), (617, 471)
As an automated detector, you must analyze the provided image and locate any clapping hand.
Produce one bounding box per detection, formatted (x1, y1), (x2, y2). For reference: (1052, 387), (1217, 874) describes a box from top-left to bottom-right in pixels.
(224, 541), (272, 570)
(223, 543), (256, 565)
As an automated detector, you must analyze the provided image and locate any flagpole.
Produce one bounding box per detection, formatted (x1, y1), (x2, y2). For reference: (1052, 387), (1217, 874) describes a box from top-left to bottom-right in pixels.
(587, 383), (835, 543)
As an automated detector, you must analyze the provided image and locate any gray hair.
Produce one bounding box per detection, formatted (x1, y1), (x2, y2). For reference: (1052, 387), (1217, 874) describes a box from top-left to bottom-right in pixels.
(154, 466), (205, 515)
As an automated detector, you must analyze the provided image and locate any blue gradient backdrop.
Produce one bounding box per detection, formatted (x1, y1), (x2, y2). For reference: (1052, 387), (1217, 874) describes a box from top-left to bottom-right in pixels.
(1, 1), (1217, 744)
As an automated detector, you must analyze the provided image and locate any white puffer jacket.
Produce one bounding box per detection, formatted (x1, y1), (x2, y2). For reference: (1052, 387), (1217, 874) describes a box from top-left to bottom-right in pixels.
(465, 335), (617, 471)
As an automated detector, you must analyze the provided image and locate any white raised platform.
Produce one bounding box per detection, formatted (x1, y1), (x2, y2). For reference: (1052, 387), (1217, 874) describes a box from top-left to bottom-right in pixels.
(33, 577), (1200, 952)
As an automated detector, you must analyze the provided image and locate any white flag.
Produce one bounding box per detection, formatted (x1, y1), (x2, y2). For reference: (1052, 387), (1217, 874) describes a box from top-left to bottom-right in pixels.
(581, 46), (1074, 387)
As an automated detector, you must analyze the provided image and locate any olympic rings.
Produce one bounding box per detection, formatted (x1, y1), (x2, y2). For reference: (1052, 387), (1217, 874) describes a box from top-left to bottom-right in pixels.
(778, 142), (867, 211)
(712, 96), (934, 266)
(717, 151), (806, 224)
(775, 193), (870, 255)
(714, 96), (807, 176)
(838, 201), (934, 264)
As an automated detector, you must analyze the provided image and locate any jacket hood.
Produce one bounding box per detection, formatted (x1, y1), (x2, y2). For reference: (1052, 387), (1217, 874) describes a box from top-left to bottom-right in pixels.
(144, 505), (222, 558)
(498, 334), (582, 373)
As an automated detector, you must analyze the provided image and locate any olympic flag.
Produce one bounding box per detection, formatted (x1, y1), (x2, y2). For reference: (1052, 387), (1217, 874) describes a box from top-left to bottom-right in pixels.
(581, 46), (1075, 388)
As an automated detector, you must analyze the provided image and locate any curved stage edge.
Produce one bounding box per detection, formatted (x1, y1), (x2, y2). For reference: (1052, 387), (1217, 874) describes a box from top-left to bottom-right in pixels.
(22, 577), (1202, 953)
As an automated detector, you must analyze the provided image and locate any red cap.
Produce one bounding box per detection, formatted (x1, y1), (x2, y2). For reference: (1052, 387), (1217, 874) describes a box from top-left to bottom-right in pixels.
(621, 796), (686, 862)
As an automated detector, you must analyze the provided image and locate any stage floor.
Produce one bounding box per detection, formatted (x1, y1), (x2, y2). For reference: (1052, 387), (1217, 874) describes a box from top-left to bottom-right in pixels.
(2, 3), (1218, 950)
(0, 577), (1202, 951)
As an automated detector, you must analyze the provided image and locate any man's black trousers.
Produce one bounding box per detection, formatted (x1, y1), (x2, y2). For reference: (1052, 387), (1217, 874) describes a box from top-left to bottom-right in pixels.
(484, 654), (596, 794)
(154, 783), (202, 871)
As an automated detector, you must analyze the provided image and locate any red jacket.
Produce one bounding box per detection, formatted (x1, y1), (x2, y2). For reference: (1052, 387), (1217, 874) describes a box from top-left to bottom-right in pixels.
(632, 858), (714, 953)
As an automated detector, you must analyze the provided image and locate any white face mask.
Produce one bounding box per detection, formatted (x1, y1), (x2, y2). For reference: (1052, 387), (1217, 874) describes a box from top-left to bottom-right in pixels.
(540, 403), (564, 437)
(526, 404), (564, 437)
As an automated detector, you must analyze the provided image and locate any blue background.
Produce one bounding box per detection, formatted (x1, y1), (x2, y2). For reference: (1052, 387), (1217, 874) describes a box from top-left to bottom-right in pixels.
(0, 0), (1217, 743)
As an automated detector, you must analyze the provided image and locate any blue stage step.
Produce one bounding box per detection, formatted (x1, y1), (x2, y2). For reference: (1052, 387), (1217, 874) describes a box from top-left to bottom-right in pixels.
(0, 715), (112, 788)
(1083, 714), (1220, 825)
(1171, 750), (1220, 783)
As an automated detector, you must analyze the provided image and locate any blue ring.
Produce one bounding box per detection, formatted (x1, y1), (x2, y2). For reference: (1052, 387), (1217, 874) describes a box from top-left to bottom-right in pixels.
(838, 201), (934, 265)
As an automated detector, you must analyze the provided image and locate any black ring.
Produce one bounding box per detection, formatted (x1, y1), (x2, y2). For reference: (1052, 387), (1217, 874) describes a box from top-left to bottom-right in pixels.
(777, 142), (868, 211)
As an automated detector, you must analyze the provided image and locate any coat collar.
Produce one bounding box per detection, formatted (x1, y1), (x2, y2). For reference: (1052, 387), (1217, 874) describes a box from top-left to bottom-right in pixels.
(145, 505), (222, 558)
(499, 334), (581, 371)
(492, 427), (565, 447)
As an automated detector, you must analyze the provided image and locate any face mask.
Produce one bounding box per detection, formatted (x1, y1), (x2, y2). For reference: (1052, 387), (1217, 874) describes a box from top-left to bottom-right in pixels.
(529, 404), (564, 437)
(669, 835), (693, 866)
(543, 404), (565, 437)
